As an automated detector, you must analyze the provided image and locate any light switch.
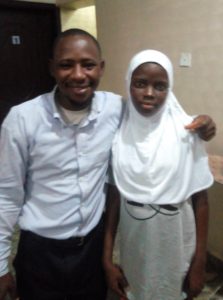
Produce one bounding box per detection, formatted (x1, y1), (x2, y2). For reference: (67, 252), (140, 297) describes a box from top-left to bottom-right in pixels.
(179, 52), (192, 67)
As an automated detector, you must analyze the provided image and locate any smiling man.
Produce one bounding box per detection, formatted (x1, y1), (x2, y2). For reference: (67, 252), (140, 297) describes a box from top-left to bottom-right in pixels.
(0, 29), (216, 300)
(50, 31), (105, 111)
(0, 29), (123, 300)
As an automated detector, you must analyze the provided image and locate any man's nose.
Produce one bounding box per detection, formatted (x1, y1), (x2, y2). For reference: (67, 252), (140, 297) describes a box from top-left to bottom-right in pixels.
(71, 65), (85, 80)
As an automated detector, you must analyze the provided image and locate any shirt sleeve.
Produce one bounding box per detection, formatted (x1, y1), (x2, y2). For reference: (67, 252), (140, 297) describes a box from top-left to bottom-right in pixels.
(0, 108), (28, 276)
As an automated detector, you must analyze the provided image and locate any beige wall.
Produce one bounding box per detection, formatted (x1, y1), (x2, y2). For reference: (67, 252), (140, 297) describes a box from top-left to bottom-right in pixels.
(95, 0), (223, 259)
(95, 0), (223, 156)
(60, 5), (96, 37)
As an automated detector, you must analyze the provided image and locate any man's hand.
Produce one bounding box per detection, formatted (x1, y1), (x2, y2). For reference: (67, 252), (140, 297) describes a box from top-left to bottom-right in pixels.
(0, 272), (17, 300)
(185, 115), (216, 141)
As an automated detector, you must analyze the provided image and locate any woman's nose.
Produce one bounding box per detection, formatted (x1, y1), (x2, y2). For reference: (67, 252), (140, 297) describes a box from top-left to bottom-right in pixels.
(145, 85), (154, 97)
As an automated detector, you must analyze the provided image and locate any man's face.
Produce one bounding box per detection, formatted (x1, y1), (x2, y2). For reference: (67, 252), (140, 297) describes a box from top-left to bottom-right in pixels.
(50, 35), (104, 110)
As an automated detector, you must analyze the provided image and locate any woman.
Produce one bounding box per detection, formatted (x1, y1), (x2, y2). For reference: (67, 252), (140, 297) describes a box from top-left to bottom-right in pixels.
(103, 50), (214, 300)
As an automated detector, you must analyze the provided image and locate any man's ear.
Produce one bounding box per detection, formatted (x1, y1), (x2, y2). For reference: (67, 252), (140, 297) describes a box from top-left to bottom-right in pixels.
(99, 60), (105, 76)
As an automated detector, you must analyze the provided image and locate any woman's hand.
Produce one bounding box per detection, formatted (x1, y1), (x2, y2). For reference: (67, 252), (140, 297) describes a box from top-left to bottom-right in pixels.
(185, 115), (216, 141)
(184, 255), (206, 299)
(104, 262), (129, 299)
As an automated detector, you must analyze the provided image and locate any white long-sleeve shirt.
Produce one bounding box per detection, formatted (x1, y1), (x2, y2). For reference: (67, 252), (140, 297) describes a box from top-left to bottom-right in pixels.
(0, 89), (123, 275)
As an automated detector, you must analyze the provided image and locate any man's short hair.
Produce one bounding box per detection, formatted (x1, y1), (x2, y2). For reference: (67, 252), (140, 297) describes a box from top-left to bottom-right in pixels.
(51, 28), (102, 58)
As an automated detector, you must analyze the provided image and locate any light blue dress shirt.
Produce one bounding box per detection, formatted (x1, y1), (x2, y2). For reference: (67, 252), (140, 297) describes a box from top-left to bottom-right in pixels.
(0, 89), (123, 275)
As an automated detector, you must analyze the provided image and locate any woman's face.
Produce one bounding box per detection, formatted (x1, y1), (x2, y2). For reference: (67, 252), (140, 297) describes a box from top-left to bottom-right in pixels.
(130, 62), (169, 116)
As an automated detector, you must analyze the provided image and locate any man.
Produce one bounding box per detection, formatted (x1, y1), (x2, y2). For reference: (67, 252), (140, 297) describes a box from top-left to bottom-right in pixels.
(0, 29), (216, 300)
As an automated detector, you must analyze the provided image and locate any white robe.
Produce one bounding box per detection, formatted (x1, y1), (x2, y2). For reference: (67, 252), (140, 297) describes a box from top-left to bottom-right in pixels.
(120, 198), (195, 300)
(112, 50), (213, 300)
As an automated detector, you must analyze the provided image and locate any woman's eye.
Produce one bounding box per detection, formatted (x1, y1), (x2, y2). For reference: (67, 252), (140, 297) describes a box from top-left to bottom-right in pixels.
(133, 81), (146, 88)
(154, 83), (168, 92)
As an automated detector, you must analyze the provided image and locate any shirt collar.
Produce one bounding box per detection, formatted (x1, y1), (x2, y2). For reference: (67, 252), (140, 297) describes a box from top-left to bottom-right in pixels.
(46, 87), (103, 125)
(88, 92), (103, 121)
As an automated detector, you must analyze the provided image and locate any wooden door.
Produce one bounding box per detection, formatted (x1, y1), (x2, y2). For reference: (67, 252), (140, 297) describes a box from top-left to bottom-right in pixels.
(0, 0), (61, 124)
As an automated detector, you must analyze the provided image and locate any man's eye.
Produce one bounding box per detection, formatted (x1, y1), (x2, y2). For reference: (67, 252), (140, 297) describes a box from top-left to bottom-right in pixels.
(58, 63), (71, 69)
(83, 63), (96, 70)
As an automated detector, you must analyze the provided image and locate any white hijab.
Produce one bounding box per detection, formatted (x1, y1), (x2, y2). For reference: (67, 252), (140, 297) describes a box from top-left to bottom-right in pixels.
(112, 50), (213, 204)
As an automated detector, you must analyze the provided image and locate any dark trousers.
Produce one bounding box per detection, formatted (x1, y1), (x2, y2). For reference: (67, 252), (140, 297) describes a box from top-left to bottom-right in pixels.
(13, 217), (107, 300)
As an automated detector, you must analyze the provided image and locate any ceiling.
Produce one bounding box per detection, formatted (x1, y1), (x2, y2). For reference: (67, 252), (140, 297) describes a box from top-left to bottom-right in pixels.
(56, 0), (94, 9)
